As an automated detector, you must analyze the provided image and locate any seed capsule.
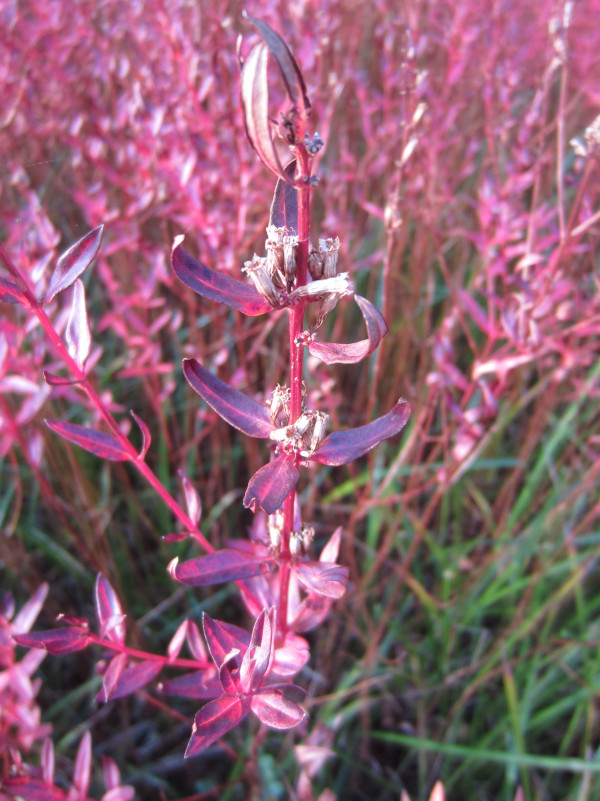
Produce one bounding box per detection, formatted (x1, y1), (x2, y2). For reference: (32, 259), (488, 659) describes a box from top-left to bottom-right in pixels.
(242, 254), (282, 308)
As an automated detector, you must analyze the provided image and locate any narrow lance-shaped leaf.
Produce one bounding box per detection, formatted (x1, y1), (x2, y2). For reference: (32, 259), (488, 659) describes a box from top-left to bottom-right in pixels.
(241, 42), (293, 184)
(72, 731), (92, 800)
(168, 550), (274, 587)
(13, 626), (90, 655)
(131, 410), (151, 460)
(172, 238), (271, 316)
(65, 279), (92, 369)
(308, 295), (389, 365)
(239, 607), (275, 693)
(98, 659), (162, 702)
(312, 399), (411, 466)
(269, 159), (298, 233)
(179, 470), (201, 525)
(45, 419), (132, 462)
(243, 454), (300, 515)
(247, 16), (310, 122)
(44, 225), (104, 304)
(183, 358), (274, 437)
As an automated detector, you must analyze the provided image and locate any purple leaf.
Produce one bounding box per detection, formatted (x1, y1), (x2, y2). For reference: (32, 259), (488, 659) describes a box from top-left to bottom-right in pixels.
(12, 583), (48, 633)
(159, 669), (221, 700)
(312, 399), (411, 466)
(269, 160), (298, 233)
(44, 225), (104, 304)
(185, 695), (250, 757)
(43, 371), (83, 386)
(131, 411), (151, 460)
(239, 607), (275, 693)
(95, 574), (126, 644)
(168, 550), (274, 587)
(45, 419), (132, 461)
(172, 240), (271, 316)
(291, 594), (332, 633)
(99, 659), (162, 702)
(73, 731), (92, 799)
(272, 633), (310, 677)
(65, 279), (92, 368)
(240, 43), (293, 184)
(99, 652), (127, 702)
(308, 295), (389, 364)
(247, 16), (310, 121)
(202, 614), (251, 671)
(251, 688), (305, 729)
(218, 651), (241, 696)
(294, 562), (349, 599)
(183, 358), (273, 437)
(13, 626), (90, 655)
(167, 619), (188, 661)
(243, 454), (300, 514)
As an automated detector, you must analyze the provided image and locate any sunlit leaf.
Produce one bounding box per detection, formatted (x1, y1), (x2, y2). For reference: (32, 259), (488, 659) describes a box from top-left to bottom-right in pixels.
(243, 454), (300, 514)
(45, 419), (132, 461)
(44, 225), (103, 304)
(168, 550), (274, 587)
(308, 295), (388, 364)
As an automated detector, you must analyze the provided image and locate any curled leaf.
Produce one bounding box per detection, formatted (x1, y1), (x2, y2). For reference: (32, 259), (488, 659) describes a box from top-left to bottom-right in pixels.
(183, 358), (274, 437)
(243, 454), (300, 515)
(172, 239), (271, 316)
(312, 399), (411, 466)
(44, 225), (103, 304)
(308, 295), (389, 364)
(45, 419), (132, 462)
(294, 562), (349, 599)
(131, 410), (151, 460)
(241, 42), (293, 184)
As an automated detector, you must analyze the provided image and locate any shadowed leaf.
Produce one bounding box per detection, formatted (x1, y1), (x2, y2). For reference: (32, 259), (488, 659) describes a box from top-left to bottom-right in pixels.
(202, 614), (251, 671)
(183, 358), (274, 437)
(172, 240), (271, 316)
(308, 295), (389, 364)
(294, 562), (349, 599)
(312, 399), (411, 466)
(44, 225), (103, 304)
(95, 574), (126, 644)
(98, 659), (162, 702)
(270, 159), (298, 232)
(159, 669), (221, 700)
(0, 278), (22, 304)
(14, 627), (90, 655)
(243, 454), (300, 514)
(45, 419), (132, 461)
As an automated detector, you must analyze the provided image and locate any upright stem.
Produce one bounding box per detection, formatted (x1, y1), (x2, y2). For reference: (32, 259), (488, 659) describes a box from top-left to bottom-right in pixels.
(279, 147), (311, 633)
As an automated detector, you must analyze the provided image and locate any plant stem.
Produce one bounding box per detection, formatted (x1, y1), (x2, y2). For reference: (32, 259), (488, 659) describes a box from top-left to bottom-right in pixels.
(279, 148), (311, 634)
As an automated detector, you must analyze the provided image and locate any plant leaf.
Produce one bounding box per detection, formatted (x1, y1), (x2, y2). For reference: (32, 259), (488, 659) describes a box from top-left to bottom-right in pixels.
(294, 562), (349, 599)
(185, 695), (251, 757)
(311, 399), (411, 466)
(73, 731), (92, 799)
(13, 626), (90, 655)
(202, 614), (251, 671)
(172, 240), (271, 316)
(45, 419), (132, 461)
(159, 669), (221, 700)
(65, 279), (92, 368)
(239, 607), (275, 694)
(178, 470), (201, 525)
(247, 16), (310, 120)
(98, 659), (162, 702)
(251, 688), (305, 729)
(95, 574), (126, 644)
(269, 159), (298, 233)
(243, 454), (300, 514)
(168, 550), (275, 587)
(99, 653), (127, 702)
(240, 42), (293, 184)
(272, 633), (310, 677)
(183, 358), (273, 437)
(131, 410), (151, 460)
(43, 371), (83, 386)
(308, 295), (389, 364)
(44, 225), (103, 304)
(0, 278), (22, 304)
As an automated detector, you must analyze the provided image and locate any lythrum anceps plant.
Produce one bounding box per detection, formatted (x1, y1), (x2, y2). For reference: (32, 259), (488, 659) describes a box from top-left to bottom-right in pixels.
(9, 15), (409, 764)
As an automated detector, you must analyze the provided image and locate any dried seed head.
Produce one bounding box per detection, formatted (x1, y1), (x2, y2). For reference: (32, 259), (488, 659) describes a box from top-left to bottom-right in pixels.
(268, 509), (284, 554)
(283, 234), (298, 291)
(320, 237), (340, 279)
(267, 384), (290, 425)
(290, 524), (315, 558)
(308, 248), (324, 280)
(265, 225), (287, 284)
(243, 254), (282, 308)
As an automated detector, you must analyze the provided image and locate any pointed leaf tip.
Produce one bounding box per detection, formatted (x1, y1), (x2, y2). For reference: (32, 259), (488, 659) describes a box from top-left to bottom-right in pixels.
(44, 225), (104, 304)
(243, 455), (300, 514)
(45, 419), (132, 462)
(308, 295), (389, 365)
